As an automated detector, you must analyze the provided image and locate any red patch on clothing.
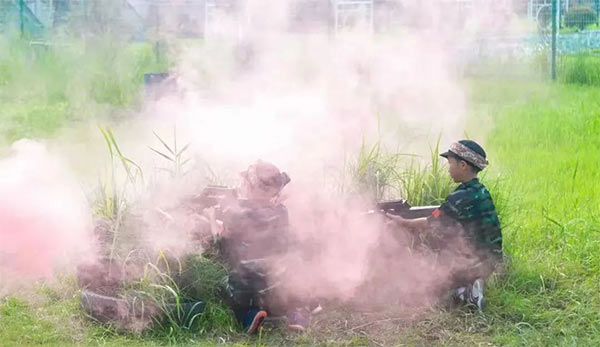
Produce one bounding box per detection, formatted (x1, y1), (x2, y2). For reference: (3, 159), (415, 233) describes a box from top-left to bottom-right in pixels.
(432, 209), (442, 218)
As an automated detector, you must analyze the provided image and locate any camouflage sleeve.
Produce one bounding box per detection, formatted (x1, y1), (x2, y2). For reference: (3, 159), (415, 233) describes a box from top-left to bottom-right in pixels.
(428, 189), (475, 225)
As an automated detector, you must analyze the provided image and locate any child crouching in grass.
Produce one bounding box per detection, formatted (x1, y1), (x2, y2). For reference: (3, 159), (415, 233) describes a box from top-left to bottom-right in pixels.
(205, 160), (309, 333)
(387, 140), (503, 311)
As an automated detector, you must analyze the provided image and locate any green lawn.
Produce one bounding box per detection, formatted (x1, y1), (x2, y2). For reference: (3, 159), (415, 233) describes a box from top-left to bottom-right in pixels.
(1, 79), (598, 346)
(1, 34), (600, 345)
(0, 37), (167, 145)
(469, 79), (600, 346)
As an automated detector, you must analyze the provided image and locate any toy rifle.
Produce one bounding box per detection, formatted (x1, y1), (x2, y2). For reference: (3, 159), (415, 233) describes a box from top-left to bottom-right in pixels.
(184, 186), (239, 211)
(370, 199), (439, 219)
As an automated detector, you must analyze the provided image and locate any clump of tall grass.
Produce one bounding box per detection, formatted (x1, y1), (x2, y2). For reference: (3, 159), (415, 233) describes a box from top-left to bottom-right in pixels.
(95, 126), (144, 260)
(344, 138), (455, 206)
(111, 248), (235, 341)
(394, 138), (455, 206)
(91, 127), (236, 340)
(177, 255), (237, 336)
(559, 53), (600, 86)
(346, 140), (404, 201)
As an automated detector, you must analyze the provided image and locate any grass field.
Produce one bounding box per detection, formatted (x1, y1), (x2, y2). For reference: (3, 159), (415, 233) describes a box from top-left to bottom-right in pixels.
(0, 36), (166, 146)
(1, 38), (600, 345)
(467, 80), (600, 346)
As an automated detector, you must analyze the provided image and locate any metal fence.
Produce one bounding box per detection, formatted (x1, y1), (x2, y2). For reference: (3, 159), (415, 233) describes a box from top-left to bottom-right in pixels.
(2, 0), (600, 80)
(442, 0), (600, 80)
(523, 0), (600, 79)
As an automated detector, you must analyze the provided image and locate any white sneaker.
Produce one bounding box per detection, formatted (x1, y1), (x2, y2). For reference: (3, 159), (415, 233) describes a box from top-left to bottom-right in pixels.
(469, 278), (485, 312)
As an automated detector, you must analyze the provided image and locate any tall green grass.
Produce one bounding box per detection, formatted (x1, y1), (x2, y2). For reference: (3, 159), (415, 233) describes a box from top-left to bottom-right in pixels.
(344, 138), (457, 206)
(2, 43), (600, 344)
(559, 53), (600, 86)
(0, 35), (168, 143)
(89, 127), (235, 341)
(470, 79), (600, 346)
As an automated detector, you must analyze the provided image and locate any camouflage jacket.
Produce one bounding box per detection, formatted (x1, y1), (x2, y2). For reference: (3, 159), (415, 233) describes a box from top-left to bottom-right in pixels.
(219, 200), (290, 274)
(428, 178), (502, 253)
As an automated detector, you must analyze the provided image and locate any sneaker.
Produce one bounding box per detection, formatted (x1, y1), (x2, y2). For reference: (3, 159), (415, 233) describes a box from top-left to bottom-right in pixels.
(453, 286), (468, 305)
(469, 278), (485, 312)
(287, 309), (310, 333)
(242, 308), (267, 334)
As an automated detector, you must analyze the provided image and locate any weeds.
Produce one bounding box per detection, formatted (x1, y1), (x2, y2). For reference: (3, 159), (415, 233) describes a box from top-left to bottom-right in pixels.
(149, 127), (191, 179)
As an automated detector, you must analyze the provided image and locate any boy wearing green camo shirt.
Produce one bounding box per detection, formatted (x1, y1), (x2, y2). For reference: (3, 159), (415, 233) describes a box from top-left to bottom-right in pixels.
(387, 140), (502, 311)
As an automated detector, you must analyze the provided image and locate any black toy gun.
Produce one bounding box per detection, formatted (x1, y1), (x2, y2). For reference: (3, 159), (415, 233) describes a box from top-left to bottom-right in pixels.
(370, 199), (440, 219)
(183, 186), (239, 212)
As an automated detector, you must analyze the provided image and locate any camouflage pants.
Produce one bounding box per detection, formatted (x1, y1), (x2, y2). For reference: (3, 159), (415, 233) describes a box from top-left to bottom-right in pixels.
(417, 226), (504, 288)
(448, 251), (503, 288)
(224, 265), (290, 322)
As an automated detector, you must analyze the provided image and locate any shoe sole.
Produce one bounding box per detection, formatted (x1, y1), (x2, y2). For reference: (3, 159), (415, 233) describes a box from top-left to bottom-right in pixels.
(245, 311), (267, 334)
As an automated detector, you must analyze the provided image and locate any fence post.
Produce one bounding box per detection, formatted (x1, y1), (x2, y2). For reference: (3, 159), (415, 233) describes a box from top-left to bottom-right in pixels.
(19, 0), (25, 37)
(552, 0), (557, 81)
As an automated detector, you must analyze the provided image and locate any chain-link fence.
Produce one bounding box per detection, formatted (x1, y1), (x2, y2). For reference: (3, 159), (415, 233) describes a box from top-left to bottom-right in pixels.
(2, 0), (600, 82)
(0, 0), (208, 38)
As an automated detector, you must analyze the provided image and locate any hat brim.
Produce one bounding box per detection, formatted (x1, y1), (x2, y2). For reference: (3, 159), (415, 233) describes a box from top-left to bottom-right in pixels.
(440, 151), (482, 169)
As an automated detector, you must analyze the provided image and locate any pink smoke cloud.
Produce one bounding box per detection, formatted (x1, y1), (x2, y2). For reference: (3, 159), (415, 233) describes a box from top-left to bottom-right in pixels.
(0, 140), (94, 282)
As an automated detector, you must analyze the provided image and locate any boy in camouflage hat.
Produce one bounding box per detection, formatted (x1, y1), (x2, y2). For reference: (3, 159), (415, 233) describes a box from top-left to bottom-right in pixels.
(386, 140), (502, 311)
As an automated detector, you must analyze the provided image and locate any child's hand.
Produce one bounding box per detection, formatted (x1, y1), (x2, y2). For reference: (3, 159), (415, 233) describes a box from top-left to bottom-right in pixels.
(385, 212), (407, 225)
(203, 207), (224, 240)
(386, 213), (428, 230)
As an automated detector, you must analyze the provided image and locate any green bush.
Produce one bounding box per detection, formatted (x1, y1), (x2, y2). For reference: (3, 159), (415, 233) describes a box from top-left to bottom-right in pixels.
(565, 6), (598, 30)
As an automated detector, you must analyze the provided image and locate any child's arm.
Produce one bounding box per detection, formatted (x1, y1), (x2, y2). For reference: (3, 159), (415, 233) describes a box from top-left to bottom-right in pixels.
(386, 213), (429, 229)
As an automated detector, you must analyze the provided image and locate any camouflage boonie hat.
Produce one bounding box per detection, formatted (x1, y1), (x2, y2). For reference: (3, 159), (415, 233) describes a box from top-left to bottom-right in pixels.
(440, 140), (488, 170)
(240, 160), (291, 196)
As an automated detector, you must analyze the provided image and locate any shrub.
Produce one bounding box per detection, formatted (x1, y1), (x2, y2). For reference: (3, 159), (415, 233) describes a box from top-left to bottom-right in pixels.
(565, 6), (598, 30)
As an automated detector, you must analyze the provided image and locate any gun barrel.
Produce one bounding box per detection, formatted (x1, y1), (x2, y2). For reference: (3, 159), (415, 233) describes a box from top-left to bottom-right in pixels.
(375, 199), (439, 219)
